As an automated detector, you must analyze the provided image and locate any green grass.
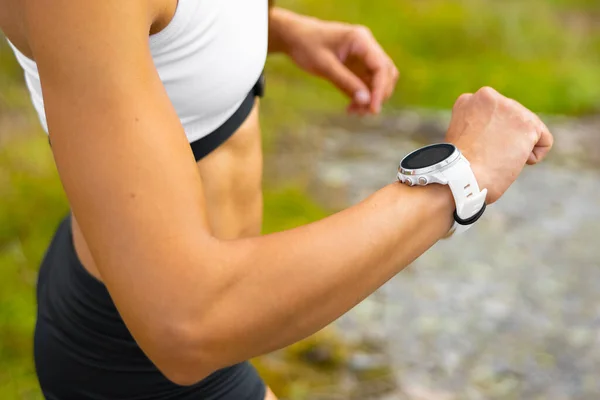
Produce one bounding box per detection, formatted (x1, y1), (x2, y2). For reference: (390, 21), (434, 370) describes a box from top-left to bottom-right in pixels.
(0, 0), (599, 398)
(0, 131), (67, 399)
(265, 0), (600, 119)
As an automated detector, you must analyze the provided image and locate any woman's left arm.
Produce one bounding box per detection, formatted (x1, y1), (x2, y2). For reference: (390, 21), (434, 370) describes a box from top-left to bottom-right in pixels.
(267, 6), (399, 114)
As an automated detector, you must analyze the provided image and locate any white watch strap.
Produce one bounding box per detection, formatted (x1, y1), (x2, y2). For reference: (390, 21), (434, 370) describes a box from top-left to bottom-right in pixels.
(440, 156), (487, 235)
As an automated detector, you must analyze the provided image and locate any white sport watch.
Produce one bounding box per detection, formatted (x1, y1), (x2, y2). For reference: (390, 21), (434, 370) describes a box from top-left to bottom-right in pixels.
(397, 143), (487, 237)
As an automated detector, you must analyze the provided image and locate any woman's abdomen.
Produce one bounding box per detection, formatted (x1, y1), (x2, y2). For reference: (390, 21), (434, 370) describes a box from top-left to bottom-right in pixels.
(71, 100), (264, 280)
(195, 101), (263, 239)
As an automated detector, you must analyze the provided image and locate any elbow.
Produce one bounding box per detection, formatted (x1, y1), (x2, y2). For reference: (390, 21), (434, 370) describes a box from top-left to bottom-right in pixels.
(141, 257), (244, 386)
(162, 368), (207, 387)
(149, 320), (225, 386)
(148, 309), (249, 387)
(160, 360), (212, 387)
(162, 367), (212, 387)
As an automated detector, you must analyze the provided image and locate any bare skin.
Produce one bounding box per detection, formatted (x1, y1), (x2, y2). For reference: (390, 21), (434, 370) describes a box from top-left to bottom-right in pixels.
(3, 0), (271, 396)
(1, 0), (552, 397)
(73, 101), (265, 280)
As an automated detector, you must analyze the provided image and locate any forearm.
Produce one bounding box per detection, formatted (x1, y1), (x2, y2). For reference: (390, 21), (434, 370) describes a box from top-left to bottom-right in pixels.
(268, 6), (310, 54)
(198, 182), (453, 367)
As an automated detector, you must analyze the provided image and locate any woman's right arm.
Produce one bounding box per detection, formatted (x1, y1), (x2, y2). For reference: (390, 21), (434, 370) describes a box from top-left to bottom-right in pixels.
(24, 0), (552, 385)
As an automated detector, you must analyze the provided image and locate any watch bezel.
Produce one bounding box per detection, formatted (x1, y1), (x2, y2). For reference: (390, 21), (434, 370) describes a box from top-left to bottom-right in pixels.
(398, 143), (461, 176)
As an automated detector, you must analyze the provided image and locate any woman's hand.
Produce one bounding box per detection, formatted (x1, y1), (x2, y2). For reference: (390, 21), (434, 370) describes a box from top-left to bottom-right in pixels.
(269, 8), (399, 115)
(446, 87), (554, 204)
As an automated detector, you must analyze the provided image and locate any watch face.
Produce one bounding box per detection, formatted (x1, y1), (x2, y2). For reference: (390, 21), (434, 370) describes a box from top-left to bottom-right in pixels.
(401, 143), (456, 170)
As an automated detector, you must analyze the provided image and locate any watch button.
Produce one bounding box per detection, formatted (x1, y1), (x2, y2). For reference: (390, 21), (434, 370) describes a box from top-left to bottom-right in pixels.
(418, 177), (428, 185)
(405, 178), (414, 186)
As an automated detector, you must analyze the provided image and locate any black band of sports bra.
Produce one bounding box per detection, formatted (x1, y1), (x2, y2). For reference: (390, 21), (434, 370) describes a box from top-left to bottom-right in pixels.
(191, 73), (265, 161)
(48, 73), (266, 162)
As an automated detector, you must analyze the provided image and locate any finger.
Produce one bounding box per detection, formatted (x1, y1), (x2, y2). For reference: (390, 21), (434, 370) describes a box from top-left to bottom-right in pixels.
(348, 46), (387, 113)
(453, 93), (473, 113)
(369, 67), (387, 114)
(346, 102), (359, 114)
(345, 28), (390, 113)
(505, 98), (553, 165)
(349, 27), (388, 73)
(528, 121), (553, 165)
(383, 61), (400, 101)
(361, 51), (389, 113)
(319, 53), (371, 106)
(346, 102), (370, 115)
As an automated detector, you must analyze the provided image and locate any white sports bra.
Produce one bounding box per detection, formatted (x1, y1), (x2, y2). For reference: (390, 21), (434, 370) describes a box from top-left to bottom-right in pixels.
(8, 0), (268, 144)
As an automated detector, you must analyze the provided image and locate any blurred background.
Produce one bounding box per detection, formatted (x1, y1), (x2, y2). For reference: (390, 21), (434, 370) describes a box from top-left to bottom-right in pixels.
(1, 0), (599, 399)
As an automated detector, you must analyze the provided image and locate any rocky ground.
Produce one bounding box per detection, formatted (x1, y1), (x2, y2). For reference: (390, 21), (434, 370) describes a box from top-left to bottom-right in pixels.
(263, 111), (600, 400)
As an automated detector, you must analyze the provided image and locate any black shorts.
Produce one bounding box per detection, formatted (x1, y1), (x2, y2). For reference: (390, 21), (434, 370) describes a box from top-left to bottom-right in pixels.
(35, 77), (267, 399)
(35, 215), (266, 400)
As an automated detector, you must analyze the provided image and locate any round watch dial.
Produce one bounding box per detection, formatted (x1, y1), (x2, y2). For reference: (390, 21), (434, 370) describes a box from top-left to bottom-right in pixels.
(400, 143), (456, 170)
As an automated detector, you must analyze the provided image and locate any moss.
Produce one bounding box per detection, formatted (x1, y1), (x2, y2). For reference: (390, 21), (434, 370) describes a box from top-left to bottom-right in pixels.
(283, 330), (350, 371)
(252, 328), (399, 399)
(252, 330), (350, 399)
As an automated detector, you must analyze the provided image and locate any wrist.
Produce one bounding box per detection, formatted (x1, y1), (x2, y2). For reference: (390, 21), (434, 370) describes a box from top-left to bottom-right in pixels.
(268, 7), (313, 54)
(387, 182), (455, 239)
(467, 161), (491, 204)
(449, 144), (490, 204)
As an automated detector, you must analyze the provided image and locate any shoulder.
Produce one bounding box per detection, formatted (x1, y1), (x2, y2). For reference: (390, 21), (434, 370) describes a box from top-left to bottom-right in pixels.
(21, 0), (172, 46)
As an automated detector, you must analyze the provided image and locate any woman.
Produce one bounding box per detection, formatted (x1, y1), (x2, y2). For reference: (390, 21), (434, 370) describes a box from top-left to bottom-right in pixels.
(0, 0), (553, 399)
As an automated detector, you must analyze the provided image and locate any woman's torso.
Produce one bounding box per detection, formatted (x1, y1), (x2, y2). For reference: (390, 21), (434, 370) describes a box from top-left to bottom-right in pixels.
(1, 0), (271, 398)
(1, 0), (269, 276)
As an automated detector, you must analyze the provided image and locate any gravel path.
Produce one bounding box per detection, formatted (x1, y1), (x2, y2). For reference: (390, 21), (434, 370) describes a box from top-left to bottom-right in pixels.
(267, 111), (600, 399)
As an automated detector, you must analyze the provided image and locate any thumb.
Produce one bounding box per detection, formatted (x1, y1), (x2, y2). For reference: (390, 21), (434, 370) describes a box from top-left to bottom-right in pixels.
(320, 53), (371, 106)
